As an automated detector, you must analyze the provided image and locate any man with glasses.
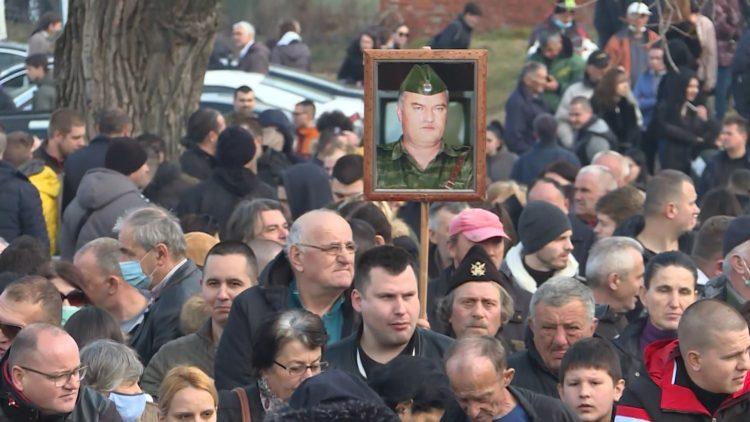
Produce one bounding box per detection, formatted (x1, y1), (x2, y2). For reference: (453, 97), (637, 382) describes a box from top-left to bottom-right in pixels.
(214, 209), (358, 389)
(326, 245), (454, 380)
(0, 275), (62, 356)
(0, 323), (121, 420)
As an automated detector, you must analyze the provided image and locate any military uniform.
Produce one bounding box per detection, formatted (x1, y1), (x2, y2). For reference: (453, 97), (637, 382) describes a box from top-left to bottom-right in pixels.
(377, 138), (473, 189)
(376, 63), (474, 190)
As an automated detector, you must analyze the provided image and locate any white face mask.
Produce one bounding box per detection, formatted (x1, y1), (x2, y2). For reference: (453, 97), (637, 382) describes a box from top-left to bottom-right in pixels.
(109, 391), (149, 422)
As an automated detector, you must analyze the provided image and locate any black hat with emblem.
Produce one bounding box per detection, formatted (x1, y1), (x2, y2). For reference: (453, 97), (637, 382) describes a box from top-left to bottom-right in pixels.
(448, 245), (504, 293)
(399, 64), (448, 96)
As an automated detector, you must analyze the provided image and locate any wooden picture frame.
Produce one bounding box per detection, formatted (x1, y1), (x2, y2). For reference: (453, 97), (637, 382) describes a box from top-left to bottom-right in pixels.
(363, 49), (488, 202)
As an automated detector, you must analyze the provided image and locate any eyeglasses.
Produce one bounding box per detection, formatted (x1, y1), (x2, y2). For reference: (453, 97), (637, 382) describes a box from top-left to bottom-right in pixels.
(60, 289), (89, 307)
(397, 32), (409, 37)
(0, 322), (22, 340)
(19, 365), (87, 387)
(274, 360), (329, 377)
(297, 242), (357, 256)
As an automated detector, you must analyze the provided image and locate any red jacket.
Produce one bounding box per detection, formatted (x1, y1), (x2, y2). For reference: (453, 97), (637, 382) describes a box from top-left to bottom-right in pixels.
(604, 28), (660, 78)
(615, 339), (750, 421)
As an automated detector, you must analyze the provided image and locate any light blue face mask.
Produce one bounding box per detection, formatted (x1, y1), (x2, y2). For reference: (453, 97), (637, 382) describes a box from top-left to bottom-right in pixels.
(108, 392), (148, 422)
(553, 16), (573, 29)
(61, 305), (81, 325)
(119, 261), (150, 290)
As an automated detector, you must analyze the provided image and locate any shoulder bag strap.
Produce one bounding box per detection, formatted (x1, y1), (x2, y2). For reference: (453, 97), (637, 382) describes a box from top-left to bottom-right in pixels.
(233, 387), (252, 422)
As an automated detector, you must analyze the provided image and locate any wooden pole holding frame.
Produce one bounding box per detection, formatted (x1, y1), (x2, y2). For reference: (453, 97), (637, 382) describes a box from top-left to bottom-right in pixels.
(419, 201), (429, 319)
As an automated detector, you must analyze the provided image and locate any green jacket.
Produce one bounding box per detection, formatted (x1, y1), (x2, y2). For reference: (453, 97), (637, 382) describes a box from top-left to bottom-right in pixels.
(32, 73), (56, 111)
(376, 138), (473, 189)
(528, 51), (585, 111)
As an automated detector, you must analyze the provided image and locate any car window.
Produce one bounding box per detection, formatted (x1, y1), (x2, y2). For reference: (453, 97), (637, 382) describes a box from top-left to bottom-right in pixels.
(0, 52), (25, 73)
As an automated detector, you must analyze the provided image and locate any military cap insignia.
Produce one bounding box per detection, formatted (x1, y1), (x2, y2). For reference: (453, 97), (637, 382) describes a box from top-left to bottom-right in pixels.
(470, 261), (486, 277)
(400, 64), (447, 95)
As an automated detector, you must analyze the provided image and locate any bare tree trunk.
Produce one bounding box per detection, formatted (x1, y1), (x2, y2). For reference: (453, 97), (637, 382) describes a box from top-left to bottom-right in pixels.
(55, 0), (220, 159)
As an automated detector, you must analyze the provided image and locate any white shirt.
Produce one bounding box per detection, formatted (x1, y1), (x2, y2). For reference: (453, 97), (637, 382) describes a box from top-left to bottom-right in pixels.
(239, 40), (254, 59)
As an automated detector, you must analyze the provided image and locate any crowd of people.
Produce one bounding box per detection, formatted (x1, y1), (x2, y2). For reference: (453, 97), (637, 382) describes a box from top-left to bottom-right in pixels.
(2, 0), (750, 421)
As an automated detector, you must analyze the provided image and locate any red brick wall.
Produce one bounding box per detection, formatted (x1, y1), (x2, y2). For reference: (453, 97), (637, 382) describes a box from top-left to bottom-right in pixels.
(380, 0), (595, 38)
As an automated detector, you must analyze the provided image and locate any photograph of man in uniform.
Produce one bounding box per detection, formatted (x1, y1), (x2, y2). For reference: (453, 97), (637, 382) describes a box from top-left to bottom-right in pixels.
(376, 63), (473, 190)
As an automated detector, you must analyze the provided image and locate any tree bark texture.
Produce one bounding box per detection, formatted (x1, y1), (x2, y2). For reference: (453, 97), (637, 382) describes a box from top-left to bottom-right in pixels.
(55, 0), (219, 159)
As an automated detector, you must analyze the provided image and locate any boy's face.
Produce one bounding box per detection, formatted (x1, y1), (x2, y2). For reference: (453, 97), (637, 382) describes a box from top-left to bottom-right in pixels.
(558, 367), (624, 422)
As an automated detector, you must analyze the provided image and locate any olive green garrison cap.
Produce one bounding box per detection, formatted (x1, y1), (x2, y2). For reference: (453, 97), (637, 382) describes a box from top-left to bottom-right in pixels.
(399, 64), (447, 95)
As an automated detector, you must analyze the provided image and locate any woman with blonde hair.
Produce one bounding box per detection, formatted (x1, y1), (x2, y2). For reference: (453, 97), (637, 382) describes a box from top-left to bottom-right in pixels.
(158, 366), (218, 422)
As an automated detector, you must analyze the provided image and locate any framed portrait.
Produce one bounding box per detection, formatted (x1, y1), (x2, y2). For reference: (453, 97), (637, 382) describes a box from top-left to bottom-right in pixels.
(363, 49), (487, 201)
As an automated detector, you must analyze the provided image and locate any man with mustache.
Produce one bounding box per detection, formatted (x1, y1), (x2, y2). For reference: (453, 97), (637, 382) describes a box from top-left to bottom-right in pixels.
(615, 299), (750, 421)
(325, 245), (453, 380)
(376, 63), (473, 189)
(214, 209), (359, 389)
(507, 277), (598, 398)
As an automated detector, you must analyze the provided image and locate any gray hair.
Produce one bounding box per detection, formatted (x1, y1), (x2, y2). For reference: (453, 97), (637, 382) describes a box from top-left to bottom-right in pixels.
(592, 150), (631, 180)
(284, 209), (342, 255)
(723, 240), (750, 275)
(225, 199), (286, 243)
(578, 164), (618, 191)
(445, 336), (508, 373)
(114, 206), (186, 257)
(529, 277), (595, 322)
(74, 237), (123, 278)
(233, 21), (255, 35)
(428, 202), (468, 231)
(80, 339), (143, 393)
(521, 61), (547, 80)
(585, 237), (644, 289)
(436, 283), (515, 329)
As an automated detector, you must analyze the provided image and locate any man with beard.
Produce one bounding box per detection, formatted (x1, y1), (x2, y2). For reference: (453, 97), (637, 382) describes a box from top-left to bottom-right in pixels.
(325, 245), (453, 379)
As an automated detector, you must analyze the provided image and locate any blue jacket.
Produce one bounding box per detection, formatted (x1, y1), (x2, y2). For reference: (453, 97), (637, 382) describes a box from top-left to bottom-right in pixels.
(504, 85), (551, 154)
(510, 141), (581, 186)
(634, 70), (664, 128)
(0, 160), (49, 249)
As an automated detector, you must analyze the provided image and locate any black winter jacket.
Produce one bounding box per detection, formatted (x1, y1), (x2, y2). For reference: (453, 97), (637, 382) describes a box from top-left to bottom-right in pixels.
(217, 383), (265, 422)
(0, 160), (48, 249)
(507, 331), (561, 398)
(325, 328), (453, 380)
(214, 252), (359, 389)
(442, 385), (580, 422)
(130, 259), (202, 365)
(430, 15), (473, 49)
(179, 145), (216, 181)
(612, 316), (649, 383)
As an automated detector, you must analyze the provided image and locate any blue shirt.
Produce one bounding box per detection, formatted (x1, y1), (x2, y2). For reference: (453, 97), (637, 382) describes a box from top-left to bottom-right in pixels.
(287, 280), (345, 344)
(495, 404), (530, 422)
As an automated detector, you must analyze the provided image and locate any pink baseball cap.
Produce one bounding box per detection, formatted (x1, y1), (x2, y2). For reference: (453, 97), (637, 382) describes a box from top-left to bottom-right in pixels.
(449, 209), (509, 242)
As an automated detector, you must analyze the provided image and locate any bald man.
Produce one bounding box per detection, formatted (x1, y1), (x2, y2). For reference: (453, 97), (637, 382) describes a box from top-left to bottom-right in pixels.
(214, 209), (359, 389)
(615, 300), (750, 421)
(0, 324), (121, 420)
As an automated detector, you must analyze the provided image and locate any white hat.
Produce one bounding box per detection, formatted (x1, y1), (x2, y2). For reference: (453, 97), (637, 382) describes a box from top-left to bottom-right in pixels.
(627, 2), (652, 15)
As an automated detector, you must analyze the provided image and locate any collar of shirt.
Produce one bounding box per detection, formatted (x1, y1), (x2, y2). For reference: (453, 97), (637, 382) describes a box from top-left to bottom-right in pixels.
(727, 280), (748, 309)
(287, 280), (345, 343)
(151, 258), (188, 298)
(696, 269), (709, 286)
(239, 40), (255, 59)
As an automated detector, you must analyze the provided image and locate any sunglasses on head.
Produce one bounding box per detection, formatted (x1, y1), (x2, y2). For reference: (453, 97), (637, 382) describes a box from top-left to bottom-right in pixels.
(0, 322), (22, 340)
(61, 289), (89, 307)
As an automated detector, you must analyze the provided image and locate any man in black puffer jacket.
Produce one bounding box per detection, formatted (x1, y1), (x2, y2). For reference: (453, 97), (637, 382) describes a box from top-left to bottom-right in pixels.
(0, 150), (48, 250)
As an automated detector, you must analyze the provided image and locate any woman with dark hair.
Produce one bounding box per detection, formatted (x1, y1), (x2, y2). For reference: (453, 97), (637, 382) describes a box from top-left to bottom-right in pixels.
(28, 11), (62, 56)
(217, 309), (328, 421)
(698, 188), (742, 224)
(337, 32), (377, 86)
(39, 260), (89, 324)
(64, 306), (125, 348)
(652, 67), (718, 174)
(591, 67), (642, 151)
(368, 356), (452, 421)
(613, 251), (699, 383)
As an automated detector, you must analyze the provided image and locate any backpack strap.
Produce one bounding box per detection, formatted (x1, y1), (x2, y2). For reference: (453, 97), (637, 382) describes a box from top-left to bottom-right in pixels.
(233, 387), (252, 422)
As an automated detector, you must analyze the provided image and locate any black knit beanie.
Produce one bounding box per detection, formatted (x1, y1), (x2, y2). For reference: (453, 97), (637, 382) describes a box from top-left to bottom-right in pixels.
(104, 137), (147, 176)
(518, 200), (572, 255)
(216, 125), (256, 169)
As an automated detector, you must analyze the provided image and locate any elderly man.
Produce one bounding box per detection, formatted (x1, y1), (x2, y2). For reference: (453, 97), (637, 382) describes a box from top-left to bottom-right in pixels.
(73, 238), (150, 338)
(507, 277), (597, 398)
(214, 209), (358, 389)
(376, 64), (472, 189)
(0, 276), (61, 356)
(527, 177), (596, 271)
(615, 300), (750, 420)
(232, 21), (269, 74)
(704, 216), (750, 309)
(617, 170), (700, 264)
(141, 241), (257, 396)
(427, 208), (531, 349)
(326, 246), (453, 379)
(568, 96), (616, 165)
(0, 324), (121, 420)
(574, 165), (618, 227)
(116, 206), (202, 364)
(592, 150), (630, 187)
(505, 61), (552, 154)
(427, 201), (468, 278)
(585, 237), (645, 339)
(444, 336), (578, 422)
(503, 201), (578, 295)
